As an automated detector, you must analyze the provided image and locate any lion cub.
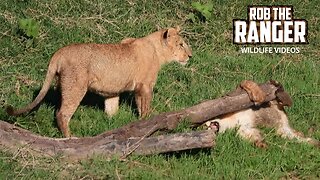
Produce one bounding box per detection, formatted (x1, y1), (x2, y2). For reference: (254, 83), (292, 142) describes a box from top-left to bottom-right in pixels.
(205, 92), (320, 148)
(7, 27), (192, 137)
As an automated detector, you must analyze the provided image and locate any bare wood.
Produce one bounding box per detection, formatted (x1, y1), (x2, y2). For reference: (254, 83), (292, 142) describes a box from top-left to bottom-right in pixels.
(0, 120), (215, 159)
(123, 129), (215, 156)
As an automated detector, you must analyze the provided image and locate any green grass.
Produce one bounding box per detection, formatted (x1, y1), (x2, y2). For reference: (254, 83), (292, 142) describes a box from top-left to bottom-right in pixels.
(1, 0), (320, 179)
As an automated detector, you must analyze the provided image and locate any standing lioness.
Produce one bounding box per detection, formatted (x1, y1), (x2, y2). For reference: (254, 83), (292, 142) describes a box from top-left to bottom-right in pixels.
(7, 27), (192, 137)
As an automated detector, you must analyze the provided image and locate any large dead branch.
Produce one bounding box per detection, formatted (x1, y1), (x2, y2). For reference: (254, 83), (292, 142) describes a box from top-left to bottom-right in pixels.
(0, 120), (216, 159)
(0, 81), (284, 160)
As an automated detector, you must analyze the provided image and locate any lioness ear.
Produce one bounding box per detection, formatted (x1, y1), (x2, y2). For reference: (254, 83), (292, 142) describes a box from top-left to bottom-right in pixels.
(163, 28), (177, 40)
(175, 26), (181, 32)
(163, 29), (169, 40)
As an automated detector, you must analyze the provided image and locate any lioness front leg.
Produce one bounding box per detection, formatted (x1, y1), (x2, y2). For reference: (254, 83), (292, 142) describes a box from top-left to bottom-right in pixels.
(135, 83), (152, 117)
(104, 96), (119, 116)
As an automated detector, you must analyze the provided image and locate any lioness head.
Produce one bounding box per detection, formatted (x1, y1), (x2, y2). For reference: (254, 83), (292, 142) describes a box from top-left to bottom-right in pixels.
(162, 26), (192, 65)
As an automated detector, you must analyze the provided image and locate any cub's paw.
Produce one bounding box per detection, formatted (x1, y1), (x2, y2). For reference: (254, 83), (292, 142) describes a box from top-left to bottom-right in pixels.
(240, 80), (266, 105)
(205, 120), (220, 134)
(254, 140), (268, 149)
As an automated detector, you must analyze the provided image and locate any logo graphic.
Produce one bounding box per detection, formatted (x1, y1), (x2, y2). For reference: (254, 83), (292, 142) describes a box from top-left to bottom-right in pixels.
(233, 6), (308, 45)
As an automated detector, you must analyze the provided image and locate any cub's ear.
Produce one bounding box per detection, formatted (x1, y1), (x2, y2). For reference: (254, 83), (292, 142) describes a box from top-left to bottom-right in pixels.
(276, 91), (293, 107)
(270, 79), (293, 107)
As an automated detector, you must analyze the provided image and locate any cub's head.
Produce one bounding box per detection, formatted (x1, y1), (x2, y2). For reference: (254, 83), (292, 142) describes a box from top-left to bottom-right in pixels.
(162, 26), (192, 65)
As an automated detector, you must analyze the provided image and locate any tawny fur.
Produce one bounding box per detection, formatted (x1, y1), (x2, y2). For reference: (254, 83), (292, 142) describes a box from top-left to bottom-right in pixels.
(240, 80), (266, 105)
(7, 27), (192, 137)
(205, 100), (320, 148)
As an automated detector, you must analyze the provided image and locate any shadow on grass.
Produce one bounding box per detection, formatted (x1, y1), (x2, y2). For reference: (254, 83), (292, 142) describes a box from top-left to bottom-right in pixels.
(32, 88), (139, 116)
(160, 148), (212, 160)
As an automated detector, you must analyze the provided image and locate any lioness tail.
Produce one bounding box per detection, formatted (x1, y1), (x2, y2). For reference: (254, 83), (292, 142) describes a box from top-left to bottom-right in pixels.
(6, 60), (58, 116)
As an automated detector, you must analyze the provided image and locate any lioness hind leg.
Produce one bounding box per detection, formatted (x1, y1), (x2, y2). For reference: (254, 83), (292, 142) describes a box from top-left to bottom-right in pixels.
(56, 74), (87, 137)
(56, 88), (86, 137)
(104, 96), (119, 116)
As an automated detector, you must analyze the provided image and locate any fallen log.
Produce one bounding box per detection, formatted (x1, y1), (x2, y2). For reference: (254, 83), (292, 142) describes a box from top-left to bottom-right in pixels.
(0, 120), (216, 159)
(0, 80), (285, 160)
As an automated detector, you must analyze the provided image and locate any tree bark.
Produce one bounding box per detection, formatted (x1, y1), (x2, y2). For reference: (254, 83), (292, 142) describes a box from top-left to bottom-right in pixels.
(0, 120), (215, 160)
(0, 81), (281, 160)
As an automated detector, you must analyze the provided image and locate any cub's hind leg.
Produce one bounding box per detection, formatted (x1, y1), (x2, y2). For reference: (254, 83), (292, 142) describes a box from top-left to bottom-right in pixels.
(237, 126), (267, 148)
(104, 96), (119, 116)
(275, 110), (320, 147)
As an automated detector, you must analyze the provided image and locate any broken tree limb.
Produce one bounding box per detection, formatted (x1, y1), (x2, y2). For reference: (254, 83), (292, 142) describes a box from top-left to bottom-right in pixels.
(0, 80), (285, 160)
(0, 120), (216, 159)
